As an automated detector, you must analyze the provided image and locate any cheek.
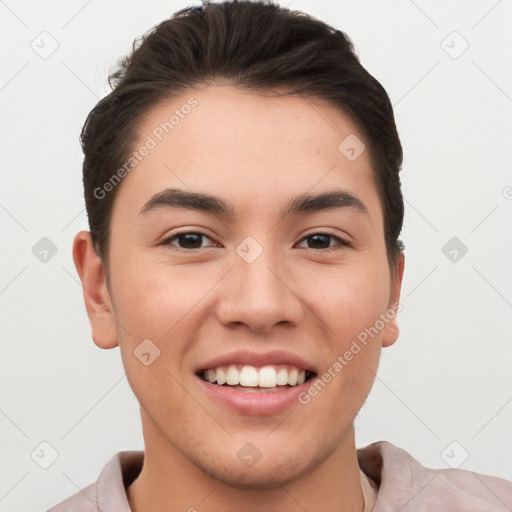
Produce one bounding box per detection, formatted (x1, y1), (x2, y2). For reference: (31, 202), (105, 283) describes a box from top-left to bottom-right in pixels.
(108, 266), (189, 397)
(110, 263), (202, 422)
(111, 258), (201, 340)
(305, 264), (388, 399)
(312, 263), (390, 337)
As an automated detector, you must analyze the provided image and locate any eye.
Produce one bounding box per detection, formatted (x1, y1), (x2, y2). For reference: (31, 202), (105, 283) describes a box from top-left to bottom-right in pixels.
(161, 231), (350, 252)
(296, 232), (349, 252)
(162, 231), (217, 251)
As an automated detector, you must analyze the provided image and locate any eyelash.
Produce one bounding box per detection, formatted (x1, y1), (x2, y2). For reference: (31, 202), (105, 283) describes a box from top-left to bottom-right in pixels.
(160, 231), (350, 253)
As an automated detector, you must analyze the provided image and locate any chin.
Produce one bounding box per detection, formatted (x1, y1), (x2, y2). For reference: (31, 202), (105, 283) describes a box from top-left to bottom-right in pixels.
(185, 440), (329, 491)
(199, 457), (315, 490)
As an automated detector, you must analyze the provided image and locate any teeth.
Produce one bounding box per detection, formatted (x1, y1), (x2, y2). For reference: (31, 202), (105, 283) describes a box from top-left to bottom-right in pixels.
(287, 368), (298, 386)
(202, 364), (310, 388)
(258, 366), (277, 388)
(226, 366), (240, 385)
(276, 368), (288, 385)
(216, 367), (227, 385)
(240, 365), (259, 387)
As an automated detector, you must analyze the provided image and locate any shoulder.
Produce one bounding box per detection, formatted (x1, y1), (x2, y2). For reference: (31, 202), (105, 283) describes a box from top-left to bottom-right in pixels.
(358, 441), (512, 512)
(47, 451), (144, 512)
(47, 481), (98, 512)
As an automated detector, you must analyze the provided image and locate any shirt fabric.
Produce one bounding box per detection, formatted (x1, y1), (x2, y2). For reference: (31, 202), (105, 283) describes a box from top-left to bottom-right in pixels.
(48, 441), (512, 511)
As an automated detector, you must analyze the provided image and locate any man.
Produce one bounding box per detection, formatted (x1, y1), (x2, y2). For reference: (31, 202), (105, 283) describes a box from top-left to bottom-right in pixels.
(49, 1), (512, 510)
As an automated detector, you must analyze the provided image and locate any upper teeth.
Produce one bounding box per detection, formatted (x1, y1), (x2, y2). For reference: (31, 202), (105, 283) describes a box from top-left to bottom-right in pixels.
(203, 365), (307, 388)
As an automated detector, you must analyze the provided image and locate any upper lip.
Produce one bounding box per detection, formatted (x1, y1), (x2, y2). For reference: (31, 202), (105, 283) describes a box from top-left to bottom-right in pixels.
(195, 349), (317, 374)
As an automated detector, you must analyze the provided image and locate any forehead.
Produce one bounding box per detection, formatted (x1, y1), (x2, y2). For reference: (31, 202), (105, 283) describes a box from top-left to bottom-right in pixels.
(113, 84), (382, 224)
(138, 84), (366, 162)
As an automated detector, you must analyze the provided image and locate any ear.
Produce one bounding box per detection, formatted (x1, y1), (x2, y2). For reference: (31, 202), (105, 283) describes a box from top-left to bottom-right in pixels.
(72, 231), (118, 349)
(381, 251), (405, 348)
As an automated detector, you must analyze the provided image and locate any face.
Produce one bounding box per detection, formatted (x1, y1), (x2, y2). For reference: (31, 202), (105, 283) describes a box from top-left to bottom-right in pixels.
(75, 84), (404, 489)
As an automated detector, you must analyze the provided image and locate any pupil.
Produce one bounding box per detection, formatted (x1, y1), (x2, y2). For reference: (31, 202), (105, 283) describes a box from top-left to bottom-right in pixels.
(308, 234), (329, 249)
(180, 233), (202, 249)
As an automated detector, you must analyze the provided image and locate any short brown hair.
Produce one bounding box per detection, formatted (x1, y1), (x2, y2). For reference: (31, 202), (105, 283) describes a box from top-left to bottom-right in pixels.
(80, 0), (404, 274)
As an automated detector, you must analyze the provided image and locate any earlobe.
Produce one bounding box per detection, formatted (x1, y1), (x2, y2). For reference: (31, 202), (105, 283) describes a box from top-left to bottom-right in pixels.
(72, 231), (119, 349)
(381, 321), (400, 348)
(382, 251), (405, 348)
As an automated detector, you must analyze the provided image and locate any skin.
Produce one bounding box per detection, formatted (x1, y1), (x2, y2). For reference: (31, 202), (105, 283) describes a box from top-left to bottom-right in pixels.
(73, 84), (405, 512)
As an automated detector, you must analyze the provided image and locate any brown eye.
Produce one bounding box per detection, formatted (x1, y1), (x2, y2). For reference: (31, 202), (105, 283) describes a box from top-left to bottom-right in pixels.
(297, 233), (349, 251)
(163, 232), (215, 250)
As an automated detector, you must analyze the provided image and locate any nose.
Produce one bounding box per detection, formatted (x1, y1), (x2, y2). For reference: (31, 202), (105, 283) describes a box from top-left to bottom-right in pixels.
(216, 245), (304, 333)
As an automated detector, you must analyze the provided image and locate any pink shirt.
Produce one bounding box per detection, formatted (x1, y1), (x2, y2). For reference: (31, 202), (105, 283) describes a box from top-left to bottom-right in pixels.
(48, 441), (512, 511)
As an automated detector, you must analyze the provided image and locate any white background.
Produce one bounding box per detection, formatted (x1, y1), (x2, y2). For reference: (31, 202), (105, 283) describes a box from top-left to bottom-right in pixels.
(1, 0), (511, 510)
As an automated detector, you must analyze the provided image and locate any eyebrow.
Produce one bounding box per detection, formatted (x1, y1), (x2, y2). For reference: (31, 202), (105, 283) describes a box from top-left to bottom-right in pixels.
(139, 187), (369, 219)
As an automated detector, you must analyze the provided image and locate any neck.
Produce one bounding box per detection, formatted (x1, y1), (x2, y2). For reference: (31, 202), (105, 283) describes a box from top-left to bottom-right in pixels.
(127, 412), (366, 512)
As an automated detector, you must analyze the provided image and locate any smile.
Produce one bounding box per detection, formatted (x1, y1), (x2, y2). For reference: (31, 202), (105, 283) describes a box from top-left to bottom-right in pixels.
(195, 350), (318, 414)
(199, 364), (315, 391)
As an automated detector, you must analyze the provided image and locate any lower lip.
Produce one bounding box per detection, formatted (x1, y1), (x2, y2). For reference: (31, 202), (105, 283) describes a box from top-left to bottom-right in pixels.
(196, 376), (312, 416)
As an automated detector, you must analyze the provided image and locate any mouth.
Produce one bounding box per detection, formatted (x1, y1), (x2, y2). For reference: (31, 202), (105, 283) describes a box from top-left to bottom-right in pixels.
(195, 350), (318, 415)
(197, 364), (317, 393)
